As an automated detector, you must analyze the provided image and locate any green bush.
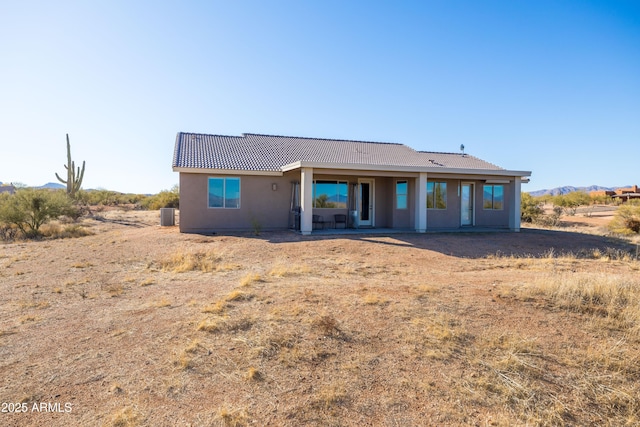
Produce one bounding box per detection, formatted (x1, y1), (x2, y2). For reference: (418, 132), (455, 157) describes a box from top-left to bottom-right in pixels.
(609, 205), (640, 235)
(521, 193), (543, 223)
(552, 191), (592, 216)
(0, 189), (74, 238)
(141, 185), (179, 210)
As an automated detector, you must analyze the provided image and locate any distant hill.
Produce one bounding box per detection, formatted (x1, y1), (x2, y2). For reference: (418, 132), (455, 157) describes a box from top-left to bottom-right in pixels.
(528, 185), (623, 197)
(37, 182), (66, 190)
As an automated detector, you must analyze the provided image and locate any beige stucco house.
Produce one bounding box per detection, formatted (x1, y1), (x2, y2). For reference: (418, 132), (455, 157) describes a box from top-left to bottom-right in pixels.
(172, 132), (531, 235)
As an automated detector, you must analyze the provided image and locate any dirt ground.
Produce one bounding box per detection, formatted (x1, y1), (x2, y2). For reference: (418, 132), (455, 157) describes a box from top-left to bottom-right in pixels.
(1, 208), (638, 426)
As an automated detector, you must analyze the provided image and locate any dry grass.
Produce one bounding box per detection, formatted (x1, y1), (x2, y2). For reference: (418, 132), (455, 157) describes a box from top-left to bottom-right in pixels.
(197, 317), (223, 332)
(160, 249), (222, 272)
(243, 367), (262, 381)
(225, 290), (254, 302)
(154, 297), (172, 308)
(202, 300), (227, 314)
(268, 264), (311, 277)
(218, 407), (248, 427)
(139, 277), (155, 287)
(2, 209), (640, 426)
(40, 223), (94, 239)
(107, 406), (141, 427)
(514, 272), (640, 338)
(239, 272), (262, 287)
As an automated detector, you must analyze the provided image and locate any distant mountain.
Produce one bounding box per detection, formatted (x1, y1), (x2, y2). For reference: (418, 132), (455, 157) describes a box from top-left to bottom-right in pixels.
(37, 182), (65, 190)
(528, 185), (622, 197)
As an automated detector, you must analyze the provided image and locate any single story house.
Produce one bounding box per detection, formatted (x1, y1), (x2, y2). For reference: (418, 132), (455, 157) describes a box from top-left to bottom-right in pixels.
(0, 183), (16, 195)
(172, 132), (531, 235)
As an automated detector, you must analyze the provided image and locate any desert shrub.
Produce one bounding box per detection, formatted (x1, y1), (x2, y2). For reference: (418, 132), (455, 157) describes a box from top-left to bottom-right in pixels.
(0, 223), (19, 241)
(534, 206), (563, 227)
(609, 205), (640, 235)
(552, 191), (592, 216)
(40, 223), (94, 239)
(161, 249), (220, 272)
(141, 185), (179, 210)
(590, 193), (613, 205)
(521, 192), (543, 223)
(0, 189), (74, 238)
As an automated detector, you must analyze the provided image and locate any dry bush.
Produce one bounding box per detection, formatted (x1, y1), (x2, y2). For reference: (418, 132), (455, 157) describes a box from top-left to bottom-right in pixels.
(315, 385), (348, 409)
(239, 273), (262, 287)
(196, 315), (254, 333)
(40, 223), (93, 239)
(244, 367), (262, 381)
(312, 314), (341, 337)
(174, 351), (195, 370)
(610, 204), (640, 235)
(218, 407), (248, 427)
(362, 293), (388, 305)
(104, 284), (124, 297)
(107, 406), (141, 427)
(197, 318), (222, 333)
(160, 249), (221, 272)
(0, 223), (19, 241)
(225, 290), (254, 302)
(18, 300), (50, 310)
(202, 300), (227, 314)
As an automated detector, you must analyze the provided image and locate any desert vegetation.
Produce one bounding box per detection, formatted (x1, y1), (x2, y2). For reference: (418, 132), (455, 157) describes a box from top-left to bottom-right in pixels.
(523, 191), (640, 237)
(0, 207), (639, 426)
(0, 185), (179, 242)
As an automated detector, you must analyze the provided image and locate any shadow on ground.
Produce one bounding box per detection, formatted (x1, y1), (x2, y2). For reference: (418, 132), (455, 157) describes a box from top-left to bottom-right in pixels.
(194, 228), (638, 260)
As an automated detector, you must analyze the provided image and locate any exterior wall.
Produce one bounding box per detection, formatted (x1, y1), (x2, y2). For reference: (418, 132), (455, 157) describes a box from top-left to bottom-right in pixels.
(425, 178), (461, 229)
(179, 171), (520, 233)
(423, 179), (514, 230)
(474, 181), (511, 228)
(373, 177), (391, 228)
(179, 172), (295, 233)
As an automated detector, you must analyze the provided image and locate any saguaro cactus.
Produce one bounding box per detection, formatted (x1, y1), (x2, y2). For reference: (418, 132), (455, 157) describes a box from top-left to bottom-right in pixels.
(55, 134), (85, 198)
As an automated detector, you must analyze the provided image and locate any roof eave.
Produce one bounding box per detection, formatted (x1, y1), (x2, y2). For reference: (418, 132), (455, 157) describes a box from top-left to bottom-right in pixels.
(281, 161), (531, 177)
(173, 167), (283, 176)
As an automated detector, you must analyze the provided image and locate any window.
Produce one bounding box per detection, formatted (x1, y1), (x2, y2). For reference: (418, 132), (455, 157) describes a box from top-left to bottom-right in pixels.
(313, 180), (348, 208)
(427, 181), (447, 209)
(396, 180), (408, 209)
(483, 185), (504, 210)
(208, 177), (240, 208)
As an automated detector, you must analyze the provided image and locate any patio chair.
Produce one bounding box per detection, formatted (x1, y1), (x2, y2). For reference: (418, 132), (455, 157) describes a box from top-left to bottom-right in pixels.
(312, 214), (326, 230)
(334, 214), (347, 229)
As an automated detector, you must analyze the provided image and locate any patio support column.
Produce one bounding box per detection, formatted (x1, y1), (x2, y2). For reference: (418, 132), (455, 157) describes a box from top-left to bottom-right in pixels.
(509, 176), (522, 232)
(300, 167), (313, 235)
(415, 172), (427, 233)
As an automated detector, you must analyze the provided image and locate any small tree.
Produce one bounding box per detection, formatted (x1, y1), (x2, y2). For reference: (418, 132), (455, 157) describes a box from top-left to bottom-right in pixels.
(0, 189), (73, 238)
(521, 192), (543, 223)
(141, 185), (180, 210)
(553, 191), (591, 216)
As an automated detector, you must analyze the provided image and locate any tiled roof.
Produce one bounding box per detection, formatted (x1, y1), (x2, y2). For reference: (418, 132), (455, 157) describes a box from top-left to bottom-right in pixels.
(173, 132), (508, 172)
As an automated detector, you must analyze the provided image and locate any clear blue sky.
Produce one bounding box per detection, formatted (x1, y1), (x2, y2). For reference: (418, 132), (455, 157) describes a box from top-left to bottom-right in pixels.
(1, 0), (638, 194)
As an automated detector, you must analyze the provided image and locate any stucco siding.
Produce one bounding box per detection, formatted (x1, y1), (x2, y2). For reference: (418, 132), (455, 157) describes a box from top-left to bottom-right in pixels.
(425, 179), (461, 229)
(179, 173), (294, 233)
(475, 182), (511, 227)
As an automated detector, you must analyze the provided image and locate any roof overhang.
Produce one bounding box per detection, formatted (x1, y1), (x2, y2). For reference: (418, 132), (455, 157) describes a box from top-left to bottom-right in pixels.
(280, 161), (531, 178)
(173, 167), (283, 176)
